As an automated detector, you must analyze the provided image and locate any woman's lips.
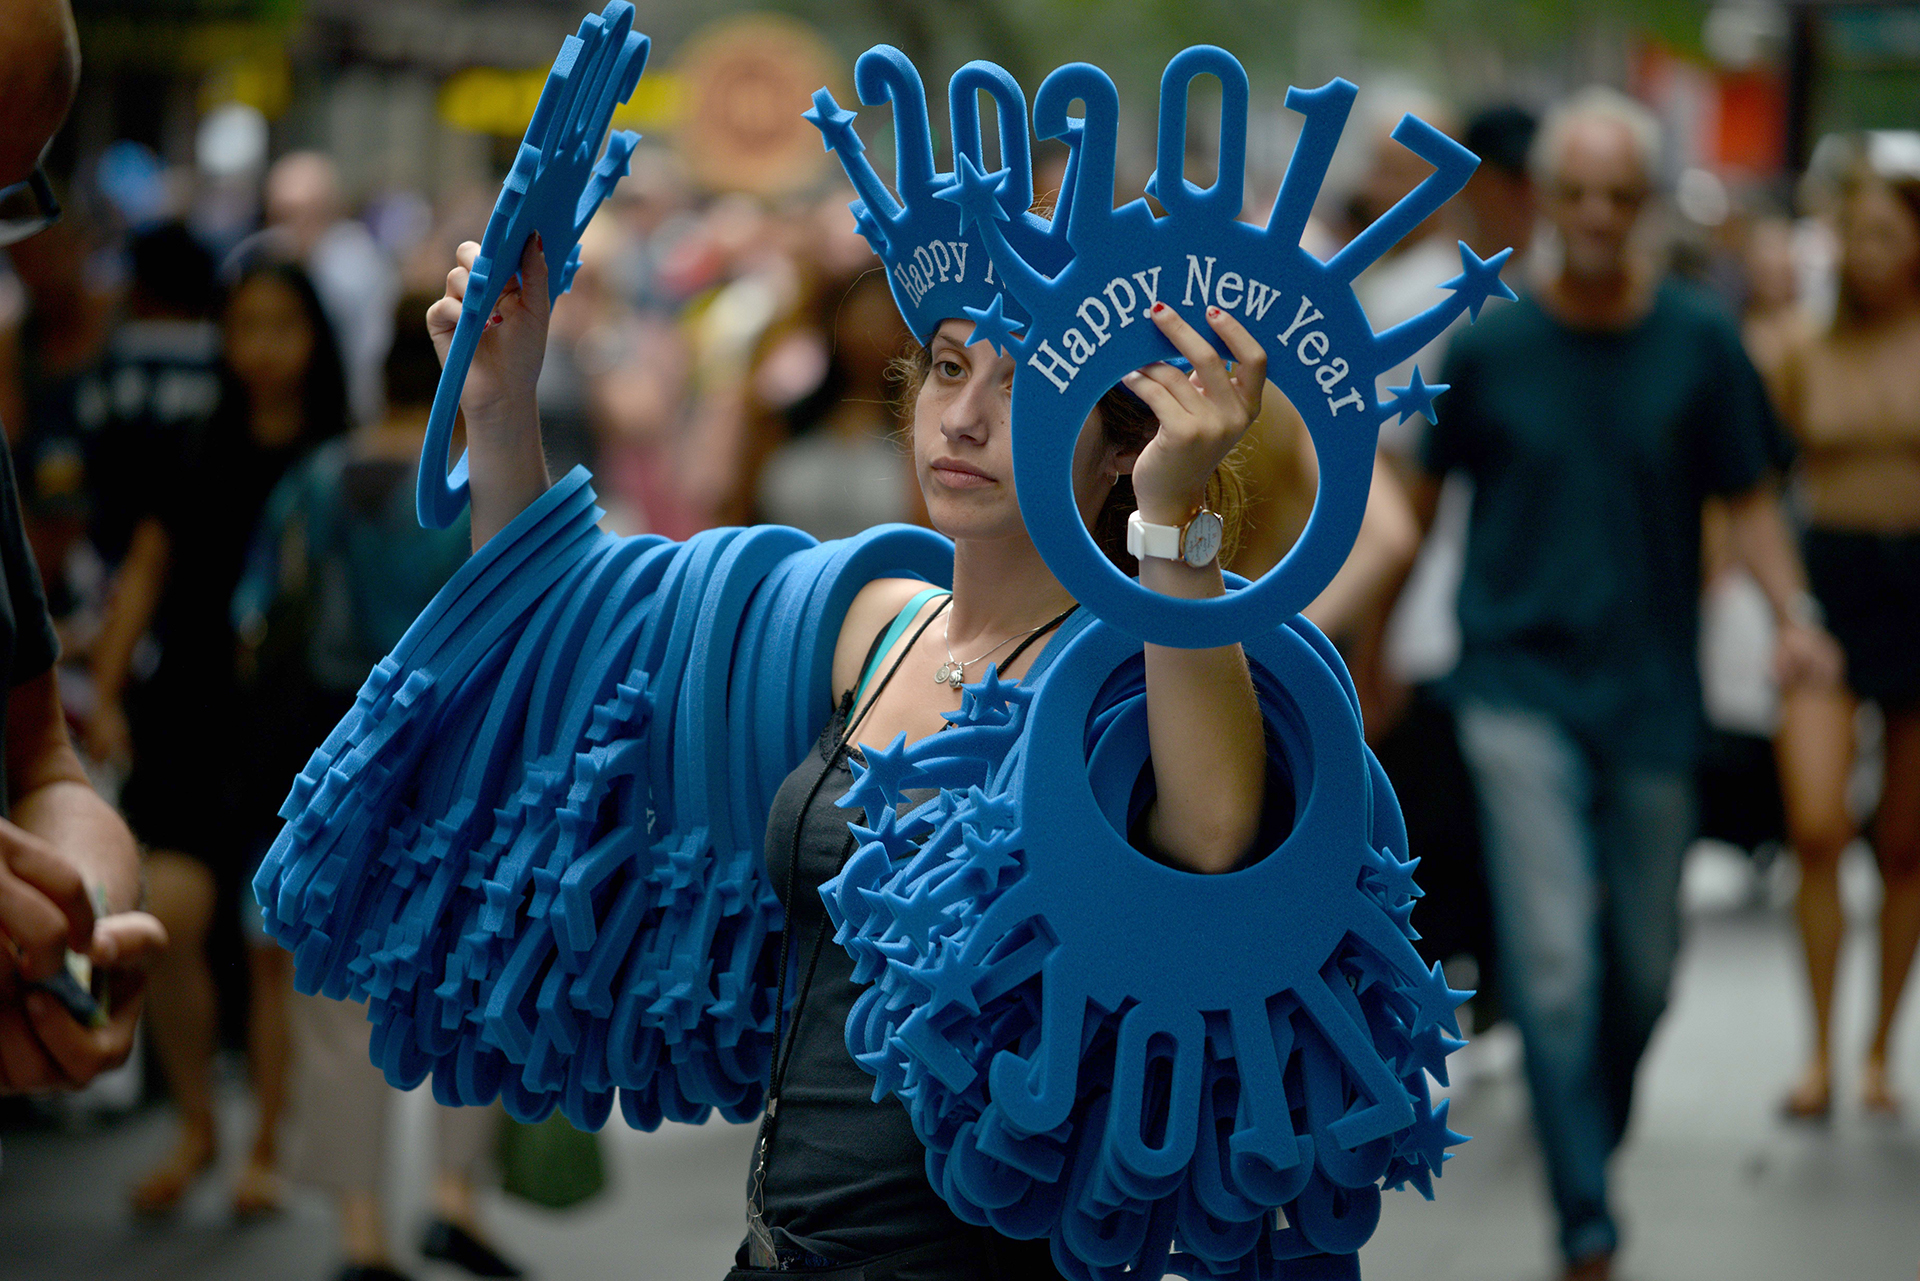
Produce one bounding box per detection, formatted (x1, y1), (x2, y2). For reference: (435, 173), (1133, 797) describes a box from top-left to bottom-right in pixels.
(931, 460), (994, 489)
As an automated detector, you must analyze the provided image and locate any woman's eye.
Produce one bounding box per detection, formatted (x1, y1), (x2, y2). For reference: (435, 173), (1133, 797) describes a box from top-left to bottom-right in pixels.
(936, 360), (964, 379)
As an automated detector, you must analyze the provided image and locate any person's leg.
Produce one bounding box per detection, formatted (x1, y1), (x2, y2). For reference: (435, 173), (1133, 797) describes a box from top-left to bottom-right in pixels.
(423, 1102), (523, 1278)
(1453, 702), (1613, 1269)
(1774, 686), (1858, 1116)
(287, 989), (398, 1270)
(132, 850), (221, 1212)
(1591, 760), (1695, 1151)
(236, 939), (293, 1214)
(1866, 705), (1920, 1114)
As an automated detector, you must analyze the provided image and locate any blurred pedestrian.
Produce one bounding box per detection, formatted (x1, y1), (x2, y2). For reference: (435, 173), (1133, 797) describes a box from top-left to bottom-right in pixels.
(0, 0), (165, 1097)
(1770, 154), (1920, 1120)
(753, 269), (918, 540)
(78, 221), (222, 575)
(97, 259), (347, 1213)
(264, 152), (399, 427)
(234, 295), (511, 1281)
(1408, 87), (1840, 1280)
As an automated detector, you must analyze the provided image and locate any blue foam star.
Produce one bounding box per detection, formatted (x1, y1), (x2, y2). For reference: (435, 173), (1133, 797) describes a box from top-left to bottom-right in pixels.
(935, 152), (1010, 236)
(959, 787), (1019, 834)
(1406, 1023), (1468, 1086)
(1440, 241), (1517, 321)
(1382, 367), (1447, 427)
(888, 951), (982, 1020)
(855, 1042), (908, 1100)
(804, 88), (863, 157)
(1361, 844), (1424, 909)
(1403, 960), (1472, 1039)
(959, 666), (1034, 725)
(961, 295), (1026, 358)
(841, 733), (930, 824)
(848, 198), (890, 256)
(960, 824), (1022, 888)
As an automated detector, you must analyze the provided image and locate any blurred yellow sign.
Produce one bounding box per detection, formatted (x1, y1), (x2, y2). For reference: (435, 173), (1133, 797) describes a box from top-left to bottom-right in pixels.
(438, 67), (686, 138)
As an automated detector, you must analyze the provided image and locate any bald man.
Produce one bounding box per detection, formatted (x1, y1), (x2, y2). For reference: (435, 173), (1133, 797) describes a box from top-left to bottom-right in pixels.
(0, 0), (166, 1094)
(264, 151), (396, 426)
(1402, 89), (1837, 1280)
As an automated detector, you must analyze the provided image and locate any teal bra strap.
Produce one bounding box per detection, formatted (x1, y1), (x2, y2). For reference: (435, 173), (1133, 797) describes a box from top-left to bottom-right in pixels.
(852, 585), (950, 712)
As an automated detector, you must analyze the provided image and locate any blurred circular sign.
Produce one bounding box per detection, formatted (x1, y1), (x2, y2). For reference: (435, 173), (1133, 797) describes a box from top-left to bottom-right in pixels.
(674, 14), (841, 198)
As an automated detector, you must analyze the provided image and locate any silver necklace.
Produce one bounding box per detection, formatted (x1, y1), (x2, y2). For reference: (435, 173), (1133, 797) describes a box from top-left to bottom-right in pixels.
(935, 609), (1053, 688)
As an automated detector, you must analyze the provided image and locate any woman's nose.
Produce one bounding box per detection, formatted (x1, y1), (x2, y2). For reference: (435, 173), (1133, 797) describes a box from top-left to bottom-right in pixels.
(941, 378), (997, 443)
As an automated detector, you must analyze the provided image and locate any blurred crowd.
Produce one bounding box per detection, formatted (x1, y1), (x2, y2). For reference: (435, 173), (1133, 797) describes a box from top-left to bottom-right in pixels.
(3, 48), (1919, 1281)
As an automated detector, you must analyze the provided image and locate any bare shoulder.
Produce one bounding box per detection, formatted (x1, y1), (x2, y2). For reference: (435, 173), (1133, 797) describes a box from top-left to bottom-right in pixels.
(831, 577), (940, 705)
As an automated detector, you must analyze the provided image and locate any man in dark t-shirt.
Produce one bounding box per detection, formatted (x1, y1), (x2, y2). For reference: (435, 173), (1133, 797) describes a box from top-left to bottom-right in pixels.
(1408, 90), (1839, 1281)
(0, 0), (165, 1095)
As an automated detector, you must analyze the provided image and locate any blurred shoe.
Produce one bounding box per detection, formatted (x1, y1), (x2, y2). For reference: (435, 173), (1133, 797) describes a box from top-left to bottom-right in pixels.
(1563, 1250), (1612, 1281)
(1863, 1058), (1902, 1119)
(1779, 1062), (1832, 1122)
(230, 1159), (284, 1219)
(130, 1129), (217, 1215)
(421, 1218), (525, 1279)
(337, 1266), (412, 1281)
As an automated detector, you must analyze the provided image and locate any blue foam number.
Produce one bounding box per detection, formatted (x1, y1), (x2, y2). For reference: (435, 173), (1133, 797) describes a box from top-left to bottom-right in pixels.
(816, 43), (1514, 648)
(417, 1), (649, 529)
(944, 47), (1512, 647)
(820, 610), (1470, 1276)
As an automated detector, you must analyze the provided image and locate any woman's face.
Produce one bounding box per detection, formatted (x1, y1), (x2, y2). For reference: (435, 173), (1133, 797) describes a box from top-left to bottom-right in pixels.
(1839, 182), (1920, 314)
(225, 273), (315, 410)
(911, 318), (1128, 546)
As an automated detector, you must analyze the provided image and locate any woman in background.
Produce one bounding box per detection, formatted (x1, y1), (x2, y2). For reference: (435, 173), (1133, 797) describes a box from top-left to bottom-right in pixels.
(95, 259), (348, 1213)
(1773, 161), (1920, 1119)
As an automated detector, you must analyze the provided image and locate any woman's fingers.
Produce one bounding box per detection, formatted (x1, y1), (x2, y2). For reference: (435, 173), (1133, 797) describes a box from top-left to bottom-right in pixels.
(514, 232), (549, 320)
(1148, 303), (1238, 407)
(1120, 368), (1187, 423)
(1124, 361), (1202, 414)
(1205, 307), (1269, 417)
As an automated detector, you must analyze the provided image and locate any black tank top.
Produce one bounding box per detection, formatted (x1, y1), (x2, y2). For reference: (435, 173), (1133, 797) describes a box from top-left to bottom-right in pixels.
(747, 608), (1066, 1279)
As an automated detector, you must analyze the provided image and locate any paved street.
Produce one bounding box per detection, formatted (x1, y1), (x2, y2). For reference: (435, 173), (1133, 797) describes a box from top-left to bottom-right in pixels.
(3, 844), (1916, 1281)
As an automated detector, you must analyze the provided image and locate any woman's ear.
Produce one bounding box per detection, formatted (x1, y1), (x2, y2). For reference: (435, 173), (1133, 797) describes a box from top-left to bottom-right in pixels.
(1110, 446), (1140, 478)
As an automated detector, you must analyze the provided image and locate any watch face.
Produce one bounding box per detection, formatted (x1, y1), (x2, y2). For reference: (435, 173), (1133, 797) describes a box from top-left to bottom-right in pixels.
(1183, 510), (1224, 567)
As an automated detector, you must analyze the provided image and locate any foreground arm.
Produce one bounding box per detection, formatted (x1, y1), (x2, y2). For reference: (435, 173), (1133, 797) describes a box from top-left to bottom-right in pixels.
(427, 235), (554, 549)
(1122, 306), (1271, 874)
(0, 669), (164, 1091)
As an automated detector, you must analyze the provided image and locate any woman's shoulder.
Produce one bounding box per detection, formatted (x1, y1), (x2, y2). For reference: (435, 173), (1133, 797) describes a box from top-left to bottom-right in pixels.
(830, 576), (944, 704)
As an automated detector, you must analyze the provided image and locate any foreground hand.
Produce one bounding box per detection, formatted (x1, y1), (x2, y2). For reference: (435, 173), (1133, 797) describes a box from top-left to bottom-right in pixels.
(1120, 304), (1267, 525)
(0, 910), (166, 1093)
(1775, 619), (1844, 692)
(0, 821), (94, 987)
(425, 233), (552, 438)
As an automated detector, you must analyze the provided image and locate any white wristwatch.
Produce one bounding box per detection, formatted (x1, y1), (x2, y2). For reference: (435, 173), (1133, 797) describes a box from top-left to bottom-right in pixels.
(1127, 506), (1224, 568)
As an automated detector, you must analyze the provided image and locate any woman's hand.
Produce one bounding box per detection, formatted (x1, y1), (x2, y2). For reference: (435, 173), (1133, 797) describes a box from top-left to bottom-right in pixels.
(1121, 304), (1267, 524)
(425, 233), (551, 443)
(426, 233), (555, 548)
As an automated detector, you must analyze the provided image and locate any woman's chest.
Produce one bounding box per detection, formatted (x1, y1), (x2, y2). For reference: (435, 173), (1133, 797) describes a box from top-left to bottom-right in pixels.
(1798, 328), (1920, 451)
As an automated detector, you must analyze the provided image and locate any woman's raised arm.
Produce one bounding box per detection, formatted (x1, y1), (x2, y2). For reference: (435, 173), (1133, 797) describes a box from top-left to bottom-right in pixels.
(1120, 304), (1271, 874)
(426, 234), (554, 549)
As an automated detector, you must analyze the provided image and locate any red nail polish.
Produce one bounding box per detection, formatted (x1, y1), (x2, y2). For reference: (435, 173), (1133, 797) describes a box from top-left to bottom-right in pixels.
(1152, 302), (1166, 314)
(1208, 306), (1221, 316)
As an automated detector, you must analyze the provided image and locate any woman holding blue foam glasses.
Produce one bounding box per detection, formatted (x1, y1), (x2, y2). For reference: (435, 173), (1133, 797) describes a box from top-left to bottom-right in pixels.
(430, 217), (1275, 1273)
